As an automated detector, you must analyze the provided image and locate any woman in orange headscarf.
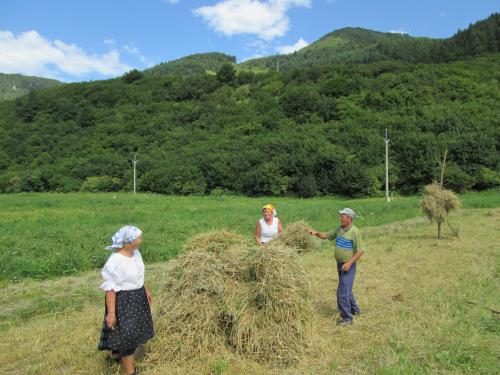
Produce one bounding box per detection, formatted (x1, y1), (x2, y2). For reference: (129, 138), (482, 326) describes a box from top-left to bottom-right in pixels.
(254, 204), (283, 246)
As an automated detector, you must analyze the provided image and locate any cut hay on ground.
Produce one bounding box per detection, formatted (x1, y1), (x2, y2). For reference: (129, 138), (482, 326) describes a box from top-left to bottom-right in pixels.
(275, 220), (318, 254)
(147, 231), (313, 366)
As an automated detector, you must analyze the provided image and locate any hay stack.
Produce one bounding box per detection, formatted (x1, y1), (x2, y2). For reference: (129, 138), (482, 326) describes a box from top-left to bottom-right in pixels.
(148, 231), (313, 366)
(184, 229), (252, 281)
(421, 182), (460, 238)
(149, 251), (238, 362)
(219, 244), (254, 282)
(183, 229), (246, 254)
(276, 220), (317, 254)
(231, 244), (312, 364)
(421, 183), (460, 223)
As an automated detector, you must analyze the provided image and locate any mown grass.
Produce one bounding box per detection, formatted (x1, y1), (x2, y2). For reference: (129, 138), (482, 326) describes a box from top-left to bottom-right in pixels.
(0, 208), (498, 374)
(1, 190), (499, 283)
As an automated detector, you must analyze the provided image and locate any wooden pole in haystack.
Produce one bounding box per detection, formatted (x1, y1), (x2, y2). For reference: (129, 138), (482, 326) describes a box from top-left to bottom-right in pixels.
(421, 149), (460, 239)
(439, 149), (448, 188)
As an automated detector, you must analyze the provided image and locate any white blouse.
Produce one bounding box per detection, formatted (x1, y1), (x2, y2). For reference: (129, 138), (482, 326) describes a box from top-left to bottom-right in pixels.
(100, 250), (145, 292)
(259, 217), (279, 243)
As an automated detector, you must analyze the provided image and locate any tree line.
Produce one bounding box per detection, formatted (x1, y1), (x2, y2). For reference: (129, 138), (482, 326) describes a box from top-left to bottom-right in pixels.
(0, 52), (498, 197)
(242, 13), (500, 71)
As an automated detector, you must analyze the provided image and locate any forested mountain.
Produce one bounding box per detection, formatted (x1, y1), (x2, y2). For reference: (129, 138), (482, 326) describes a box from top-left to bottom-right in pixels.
(0, 14), (498, 197)
(242, 13), (500, 71)
(1, 53), (498, 197)
(144, 52), (236, 77)
(0, 73), (61, 101)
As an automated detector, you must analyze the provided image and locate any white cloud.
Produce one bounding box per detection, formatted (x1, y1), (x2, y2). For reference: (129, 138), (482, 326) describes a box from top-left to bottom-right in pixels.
(123, 44), (153, 66)
(276, 37), (308, 54)
(0, 30), (132, 80)
(389, 29), (408, 35)
(193, 0), (311, 40)
(123, 44), (140, 55)
(240, 53), (265, 62)
(244, 39), (270, 52)
(164, 0), (180, 4)
(103, 38), (116, 45)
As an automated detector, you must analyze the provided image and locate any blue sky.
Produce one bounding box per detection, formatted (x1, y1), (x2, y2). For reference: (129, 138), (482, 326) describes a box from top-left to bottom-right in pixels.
(1, 0), (498, 82)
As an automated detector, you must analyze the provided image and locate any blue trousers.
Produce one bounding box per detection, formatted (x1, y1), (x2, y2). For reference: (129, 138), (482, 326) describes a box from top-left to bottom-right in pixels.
(336, 262), (360, 322)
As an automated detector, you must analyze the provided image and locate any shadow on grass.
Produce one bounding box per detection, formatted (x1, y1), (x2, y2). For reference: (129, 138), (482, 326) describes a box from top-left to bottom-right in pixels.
(402, 234), (457, 241)
(313, 299), (338, 318)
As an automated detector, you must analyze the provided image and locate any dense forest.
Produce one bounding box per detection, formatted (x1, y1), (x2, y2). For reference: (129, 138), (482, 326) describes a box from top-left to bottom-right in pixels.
(0, 15), (498, 197)
(242, 13), (500, 71)
(144, 52), (236, 78)
(0, 73), (61, 101)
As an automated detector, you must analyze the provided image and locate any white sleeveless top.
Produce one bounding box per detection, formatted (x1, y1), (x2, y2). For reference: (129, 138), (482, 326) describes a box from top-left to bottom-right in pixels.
(259, 217), (279, 243)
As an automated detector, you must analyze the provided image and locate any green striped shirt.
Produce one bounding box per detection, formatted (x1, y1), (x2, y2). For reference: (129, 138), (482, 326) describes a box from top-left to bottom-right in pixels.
(327, 224), (365, 263)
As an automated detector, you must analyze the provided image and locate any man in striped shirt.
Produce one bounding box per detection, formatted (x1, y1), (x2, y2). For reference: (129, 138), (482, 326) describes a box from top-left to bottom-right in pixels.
(309, 208), (365, 325)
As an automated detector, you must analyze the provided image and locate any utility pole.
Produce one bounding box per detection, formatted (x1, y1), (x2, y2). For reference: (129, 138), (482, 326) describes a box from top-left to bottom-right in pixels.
(276, 56), (279, 72)
(384, 129), (390, 202)
(132, 153), (138, 196)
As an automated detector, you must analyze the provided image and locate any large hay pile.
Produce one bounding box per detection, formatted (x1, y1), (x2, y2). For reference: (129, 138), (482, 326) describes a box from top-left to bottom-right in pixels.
(231, 244), (312, 364)
(275, 220), (317, 254)
(183, 229), (246, 254)
(148, 229), (313, 366)
(148, 251), (235, 363)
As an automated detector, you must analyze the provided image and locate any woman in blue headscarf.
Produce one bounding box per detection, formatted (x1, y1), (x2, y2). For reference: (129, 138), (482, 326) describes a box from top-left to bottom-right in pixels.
(98, 225), (154, 375)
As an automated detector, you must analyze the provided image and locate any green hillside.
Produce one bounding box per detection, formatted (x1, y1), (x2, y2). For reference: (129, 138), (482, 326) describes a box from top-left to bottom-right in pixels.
(144, 52), (236, 77)
(0, 73), (61, 101)
(0, 14), (498, 197)
(241, 13), (500, 71)
(1, 53), (498, 197)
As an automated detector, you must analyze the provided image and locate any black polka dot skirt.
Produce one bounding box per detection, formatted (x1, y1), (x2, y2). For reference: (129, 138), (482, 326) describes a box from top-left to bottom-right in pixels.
(98, 286), (154, 352)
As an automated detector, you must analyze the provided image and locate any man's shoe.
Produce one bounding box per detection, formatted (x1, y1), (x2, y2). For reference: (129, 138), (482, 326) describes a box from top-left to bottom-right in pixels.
(352, 310), (361, 316)
(338, 319), (352, 326)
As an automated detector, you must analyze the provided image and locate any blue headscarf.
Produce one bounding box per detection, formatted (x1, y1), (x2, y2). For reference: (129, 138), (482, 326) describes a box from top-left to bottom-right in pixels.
(105, 225), (142, 251)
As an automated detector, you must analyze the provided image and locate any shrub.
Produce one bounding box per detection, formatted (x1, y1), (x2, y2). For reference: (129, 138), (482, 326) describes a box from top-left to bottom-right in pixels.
(473, 167), (500, 190)
(80, 176), (121, 192)
(122, 69), (143, 83)
(139, 165), (207, 195)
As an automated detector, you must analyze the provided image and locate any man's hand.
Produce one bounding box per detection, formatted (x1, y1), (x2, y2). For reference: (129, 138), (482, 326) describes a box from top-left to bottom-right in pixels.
(308, 230), (317, 236)
(106, 312), (116, 329)
(342, 262), (352, 272)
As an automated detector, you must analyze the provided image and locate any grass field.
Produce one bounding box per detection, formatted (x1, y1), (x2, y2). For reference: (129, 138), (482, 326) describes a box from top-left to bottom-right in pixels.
(0, 202), (498, 374)
(1, 190), (499, 283)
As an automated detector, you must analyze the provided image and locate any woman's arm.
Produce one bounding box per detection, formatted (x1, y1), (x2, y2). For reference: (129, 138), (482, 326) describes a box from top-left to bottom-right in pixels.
(145, 284), (152, 304)
(105, 290), (117, 328)
(278, 219), (283, 234)
(255, 221), (263, 245)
